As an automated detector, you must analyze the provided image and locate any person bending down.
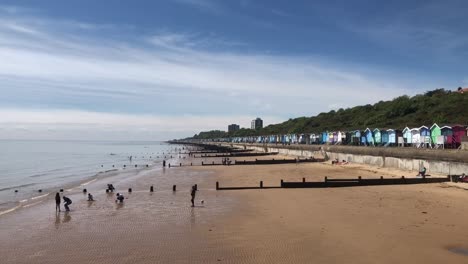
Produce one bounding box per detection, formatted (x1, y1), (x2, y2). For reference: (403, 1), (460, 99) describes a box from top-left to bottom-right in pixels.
(88, 193), (94, 201)
(63, 196), (72, 212)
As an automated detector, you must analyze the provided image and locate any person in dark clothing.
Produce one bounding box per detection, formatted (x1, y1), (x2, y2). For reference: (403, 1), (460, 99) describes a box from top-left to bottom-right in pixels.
(116, 193), (125, 203)
(63, 196), (72, 212)
(163, 160), (166, 167)
(190, 185), (197, 207)
(55, 192), (61, 212)
(87, 193), (94, 201)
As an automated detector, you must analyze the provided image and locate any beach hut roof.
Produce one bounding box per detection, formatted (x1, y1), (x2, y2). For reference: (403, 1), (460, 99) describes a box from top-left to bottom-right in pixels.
(419, 125), (429, 130)
(402, 127), (410, 132)
(373, 128), (380, 132)
(386, 129), (395, 132)
(430, 123), (440, 129)
(410, 127), (420, 131)
(364, 128), (372, 132)
(441, 125), (452, 129)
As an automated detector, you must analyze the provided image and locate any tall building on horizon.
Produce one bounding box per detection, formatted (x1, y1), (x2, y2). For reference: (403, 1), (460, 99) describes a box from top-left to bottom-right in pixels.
(251, 118), (263, 130)
(228, 124), (240, 133)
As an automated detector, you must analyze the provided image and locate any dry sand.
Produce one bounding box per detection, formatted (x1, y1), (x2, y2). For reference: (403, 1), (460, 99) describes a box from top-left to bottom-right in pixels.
(1, 154), (468, 263)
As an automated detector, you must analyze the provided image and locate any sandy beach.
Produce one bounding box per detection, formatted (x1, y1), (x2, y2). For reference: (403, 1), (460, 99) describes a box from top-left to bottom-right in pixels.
(1, 153), (468, 263)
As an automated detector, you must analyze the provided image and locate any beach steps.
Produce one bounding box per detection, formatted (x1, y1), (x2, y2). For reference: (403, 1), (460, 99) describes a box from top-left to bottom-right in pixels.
(216, 176), (450, 190)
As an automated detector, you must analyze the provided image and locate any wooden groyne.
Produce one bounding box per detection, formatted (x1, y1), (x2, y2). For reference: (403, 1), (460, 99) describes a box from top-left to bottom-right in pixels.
(195, 152), (278, 158)
(215, 176), (450, 190)
(234, 158), (325, 165)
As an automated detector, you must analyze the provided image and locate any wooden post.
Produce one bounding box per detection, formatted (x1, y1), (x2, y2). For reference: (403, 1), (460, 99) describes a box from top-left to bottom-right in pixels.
(180, 163), (182, 167)
(173, 185), (176, 191)
(302, 178), (305, 183)
(150, 186), (154, 192)
(280, 179), (283, 187)
(324, 176), (328, 182)
(169, 163), (171, 168)
(216, 181), (219, 190)
(260, 181), (263, 188)
(128, 188), (132, 193)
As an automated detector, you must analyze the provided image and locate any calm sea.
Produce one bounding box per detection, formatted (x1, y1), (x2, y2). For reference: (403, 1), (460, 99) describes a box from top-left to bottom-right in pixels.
(0, 140), (176, 211)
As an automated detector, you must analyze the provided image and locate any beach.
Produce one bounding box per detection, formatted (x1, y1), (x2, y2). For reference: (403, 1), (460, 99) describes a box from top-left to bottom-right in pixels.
(1, 153), (468, 263)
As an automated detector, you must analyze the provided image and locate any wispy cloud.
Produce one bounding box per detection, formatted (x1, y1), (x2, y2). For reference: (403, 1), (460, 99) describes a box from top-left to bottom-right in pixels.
(0, 6), (433, 140)
(173, 0), (223, 14)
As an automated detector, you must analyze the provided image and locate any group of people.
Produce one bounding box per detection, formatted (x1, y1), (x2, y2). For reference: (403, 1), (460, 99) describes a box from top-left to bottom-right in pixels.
(222, 157), (232, 165)
(55, 193), (73, 212)
(331, 158), (349, 165)
(55, 183), (201, 211)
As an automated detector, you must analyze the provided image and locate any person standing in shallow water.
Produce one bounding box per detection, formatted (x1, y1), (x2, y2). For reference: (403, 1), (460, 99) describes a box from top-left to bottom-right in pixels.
(55, 192), (61, 212)
(190, 185), (197, 207)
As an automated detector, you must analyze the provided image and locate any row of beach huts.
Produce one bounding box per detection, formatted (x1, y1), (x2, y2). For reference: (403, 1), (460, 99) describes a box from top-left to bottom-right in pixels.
(204, 124), (468, 149)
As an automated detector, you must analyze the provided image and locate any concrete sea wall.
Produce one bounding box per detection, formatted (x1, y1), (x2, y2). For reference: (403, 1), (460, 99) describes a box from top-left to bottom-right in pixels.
(224, 143), (468, 175)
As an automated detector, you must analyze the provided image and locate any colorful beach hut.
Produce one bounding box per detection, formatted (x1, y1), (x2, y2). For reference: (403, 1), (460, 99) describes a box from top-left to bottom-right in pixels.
(402, 127), (412, 145)
(453, 125), (467, 147)
(430, 124), (441, 148)
(373, 128), (381, 145)
(419, 126), (431, 146)
(381, 129), (389, 145)
(441, 126), (453, 146)
(411, 128), (421, 147)
(364, 128), (374, 146)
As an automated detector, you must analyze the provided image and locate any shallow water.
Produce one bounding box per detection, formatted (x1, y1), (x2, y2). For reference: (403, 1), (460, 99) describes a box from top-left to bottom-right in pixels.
(0, 140), (181, 212)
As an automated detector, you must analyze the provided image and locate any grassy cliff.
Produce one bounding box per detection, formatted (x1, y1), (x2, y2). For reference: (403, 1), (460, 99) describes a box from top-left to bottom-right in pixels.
(192, 89), (468, 139)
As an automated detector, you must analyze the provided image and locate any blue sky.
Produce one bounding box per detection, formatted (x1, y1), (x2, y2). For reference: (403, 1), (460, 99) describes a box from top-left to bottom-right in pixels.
(0, 0), (467, 140)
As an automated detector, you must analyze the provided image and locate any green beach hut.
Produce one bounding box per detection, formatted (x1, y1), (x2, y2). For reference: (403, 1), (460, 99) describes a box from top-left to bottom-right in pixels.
(430, 123), (441, 147)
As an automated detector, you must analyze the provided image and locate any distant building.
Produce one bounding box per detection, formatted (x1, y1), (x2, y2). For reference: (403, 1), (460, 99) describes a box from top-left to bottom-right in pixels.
(251, 118), (263, 130)
(228, 124), (240, 133)
(457, 87), (468, 93)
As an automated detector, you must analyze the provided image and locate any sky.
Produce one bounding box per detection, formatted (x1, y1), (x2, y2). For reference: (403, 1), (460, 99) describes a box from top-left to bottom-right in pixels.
(0, 0), (467, 140)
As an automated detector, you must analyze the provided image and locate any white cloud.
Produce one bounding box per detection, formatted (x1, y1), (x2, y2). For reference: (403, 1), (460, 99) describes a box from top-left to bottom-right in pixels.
(0, 6), (434, 140)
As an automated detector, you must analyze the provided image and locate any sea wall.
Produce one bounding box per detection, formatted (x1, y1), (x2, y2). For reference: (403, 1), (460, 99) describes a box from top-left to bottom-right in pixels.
(222, 143), (468, 175)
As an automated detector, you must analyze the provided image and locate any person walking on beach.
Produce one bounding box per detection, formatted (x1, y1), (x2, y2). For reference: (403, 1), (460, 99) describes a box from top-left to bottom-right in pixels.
(163, 160), (166, 167)
(190, 185), (197, 207)
(55, 192), (61, 212)
(63, 196), (72, 212)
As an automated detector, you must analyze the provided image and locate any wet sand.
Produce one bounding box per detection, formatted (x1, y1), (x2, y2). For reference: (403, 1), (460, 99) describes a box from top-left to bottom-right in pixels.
(1, 154), (468, 263)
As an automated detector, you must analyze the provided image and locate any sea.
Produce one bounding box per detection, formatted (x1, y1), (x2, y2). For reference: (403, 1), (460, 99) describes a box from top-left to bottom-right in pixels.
(0, 140), (177, 213)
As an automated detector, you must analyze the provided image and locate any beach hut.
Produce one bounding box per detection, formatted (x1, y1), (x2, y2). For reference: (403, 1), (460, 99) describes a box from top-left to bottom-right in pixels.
(430, 124), (441, 148)
(364, 128), (374, 146)
(328, 132), (335, 144)
(345, 132), (352, 145)
(388, 129), (402, 146)
(419, 126), (431, 147)
(336, 131), (343, 144)
(402, 127), (412, 146)
(381, 130), (389, 145)
(320, 132), (328, 144)
(373, 128), (381, 145)
(453, 125), (467, 148)
(360, 130), (367, 145)
(410, 128), (421, 147)
(441, 126), (453, 147)
(351, 130), (361, 145)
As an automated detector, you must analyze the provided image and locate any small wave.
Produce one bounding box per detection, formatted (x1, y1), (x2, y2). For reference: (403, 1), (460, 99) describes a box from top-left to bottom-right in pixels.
(0, 183), (36, 192)
(31, 193), (50, 200)
(0, 205), (21, 216)
(29, 173), (48, 178)
(81, 179), (97, 186)
(23, 201), (43, 208)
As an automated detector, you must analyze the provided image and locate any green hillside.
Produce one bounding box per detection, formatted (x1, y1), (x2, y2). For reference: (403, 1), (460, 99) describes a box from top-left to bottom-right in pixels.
(192, 89), (468, 139)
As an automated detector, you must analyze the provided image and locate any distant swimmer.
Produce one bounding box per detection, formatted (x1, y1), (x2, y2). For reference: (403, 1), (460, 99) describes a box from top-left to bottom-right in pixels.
(63, 196), (72, 212)
(87, 193), (94, 201)
(55, 192), (61, 212)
